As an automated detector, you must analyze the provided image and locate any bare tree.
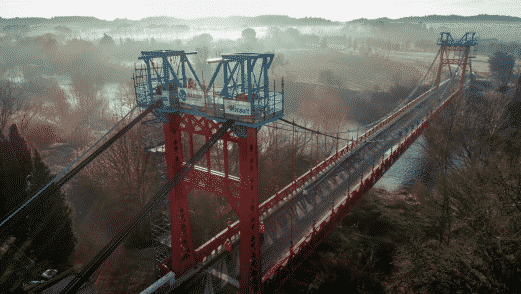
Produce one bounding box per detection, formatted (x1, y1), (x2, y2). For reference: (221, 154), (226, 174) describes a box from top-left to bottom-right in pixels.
(0, 80), (24, 136)
(318, 69), (345, 90)
(267, 52), (289, 78)
(14, 85), (43, 136)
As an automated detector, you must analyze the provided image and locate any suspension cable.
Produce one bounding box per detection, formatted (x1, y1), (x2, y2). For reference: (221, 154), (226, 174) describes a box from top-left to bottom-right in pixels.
(295, 46), (443, 138)
(358, 46), (443, 130)
(279, 118), (353, 142)
(265, 122), (354, 142)
(0, 104), (136, 228)
(270, 120), (362, 135)
(0, 100), (162, 237)
(278, 48), (449, 147)
(61, 119), (235, 294)
(311, 69), (461, 192)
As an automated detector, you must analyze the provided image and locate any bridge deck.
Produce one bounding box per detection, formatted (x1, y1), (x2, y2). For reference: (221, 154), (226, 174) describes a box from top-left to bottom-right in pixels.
(162, 79), (461, 292)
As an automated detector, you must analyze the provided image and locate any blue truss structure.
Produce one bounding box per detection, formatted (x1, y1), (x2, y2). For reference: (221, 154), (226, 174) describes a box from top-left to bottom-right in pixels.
(437, 32), (478, 47)
(133, 50), (284, 128)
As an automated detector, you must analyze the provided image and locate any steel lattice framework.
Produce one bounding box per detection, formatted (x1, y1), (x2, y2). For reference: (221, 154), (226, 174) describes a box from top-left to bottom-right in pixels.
(133, 50), (285, 294)
(132, 50), (284, 128)
(158, 114), (264, 293)
(435, 32), (478, 94)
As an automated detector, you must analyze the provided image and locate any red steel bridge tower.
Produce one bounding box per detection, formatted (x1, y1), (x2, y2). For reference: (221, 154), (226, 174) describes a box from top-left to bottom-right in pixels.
(133, 50), (283, 293)
(435, 32), (478, 94)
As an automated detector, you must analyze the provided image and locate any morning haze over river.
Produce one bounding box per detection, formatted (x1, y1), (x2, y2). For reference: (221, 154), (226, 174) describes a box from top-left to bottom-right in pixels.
(2, 7), (521, 292)
(2, 20), (456, 193)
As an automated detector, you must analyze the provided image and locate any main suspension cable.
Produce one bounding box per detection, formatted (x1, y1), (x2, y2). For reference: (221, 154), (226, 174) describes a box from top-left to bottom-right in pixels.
(61, 119), (235, 294)
(0, 100), (162, 237)
(279, 118), (353, 142)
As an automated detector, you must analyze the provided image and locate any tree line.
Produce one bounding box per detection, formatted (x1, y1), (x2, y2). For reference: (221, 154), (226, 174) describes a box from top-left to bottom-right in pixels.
(0, 124), (76, 292)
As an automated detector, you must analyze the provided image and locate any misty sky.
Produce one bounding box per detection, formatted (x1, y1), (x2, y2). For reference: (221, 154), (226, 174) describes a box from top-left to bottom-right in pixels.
(1, 0), (519, 22)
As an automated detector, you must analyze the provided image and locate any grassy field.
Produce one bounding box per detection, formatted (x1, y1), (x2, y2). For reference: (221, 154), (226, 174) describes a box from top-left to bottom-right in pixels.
(279, 47), (424, 91)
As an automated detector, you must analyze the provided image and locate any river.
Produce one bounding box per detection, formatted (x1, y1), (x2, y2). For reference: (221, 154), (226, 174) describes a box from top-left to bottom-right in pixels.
(373, 134), (437, 192)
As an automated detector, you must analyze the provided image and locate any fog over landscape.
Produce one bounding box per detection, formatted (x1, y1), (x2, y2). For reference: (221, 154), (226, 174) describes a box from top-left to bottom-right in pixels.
(2, 1), (521, 293)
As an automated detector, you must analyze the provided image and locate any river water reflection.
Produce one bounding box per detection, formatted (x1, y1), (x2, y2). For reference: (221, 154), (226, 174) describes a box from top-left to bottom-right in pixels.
(372, 134), (437, 192)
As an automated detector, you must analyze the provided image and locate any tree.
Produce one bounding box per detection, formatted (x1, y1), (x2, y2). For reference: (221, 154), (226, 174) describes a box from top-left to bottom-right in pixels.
(242, 28), (257, 41)
(285, 189), (401, 294)
(284, 27), (301, 46)
(65, 57), (111, 146)
(172, 38), (183, 48)
(0, 125), (31, 236)
(195, 46), (212, 86)
(189, 33), (213, 48)
(359, 44), (369, 56)
(319, 36), (328, 48)
(54, 25), (72, 34)
(76, 86), (161, 249)
(385, 92), (521, 292)
(99, 33), (115, 46)
(489, 51), (516, 92)
(318, 69), (344, 89)
(0, 80), (25, 136)
(0, 125), (76, 290)
(415, 38), (432, 52)
(302, 34), (319, 46)
(506, 71), (521, 113)
(2, 24), (30, 39)
(240, 28), (258, 53)
(54, 26), (73, 41)
(402, 40), (411, 51)
(265, 26), (283, 50)
(488, 43), (497, 55)
(22, 147), (77, 266)
(267, 52), (289, 78)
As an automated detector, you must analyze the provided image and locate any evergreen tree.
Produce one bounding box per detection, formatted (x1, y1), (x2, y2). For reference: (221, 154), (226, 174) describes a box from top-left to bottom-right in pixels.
(0, 128), (76, 290)
(8, 124), (32, 176)
(99, 33), (115, 46)
(0, 125), (35, 289)
(23, 147), (77, 267)
(0, 125), (32, 242)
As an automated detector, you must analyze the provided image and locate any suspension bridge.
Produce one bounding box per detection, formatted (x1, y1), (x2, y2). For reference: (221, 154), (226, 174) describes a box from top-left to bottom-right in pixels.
(0, 32), (478, 294)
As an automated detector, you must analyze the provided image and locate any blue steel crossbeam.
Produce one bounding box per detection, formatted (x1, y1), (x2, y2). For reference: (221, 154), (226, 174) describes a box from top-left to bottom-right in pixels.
(434, 32), (477, 93)
(133, 50), (283, 128)
(437, 32), (477, 46)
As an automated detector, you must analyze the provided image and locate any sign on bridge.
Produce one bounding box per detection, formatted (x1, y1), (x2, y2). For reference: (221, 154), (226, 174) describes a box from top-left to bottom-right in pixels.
(179, 89), (205, 107)
(224, 99), (252, 116)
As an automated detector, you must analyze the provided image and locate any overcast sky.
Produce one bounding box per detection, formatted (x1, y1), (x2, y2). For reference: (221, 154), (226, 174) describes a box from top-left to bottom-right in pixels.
(1, 0), (519, 22)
